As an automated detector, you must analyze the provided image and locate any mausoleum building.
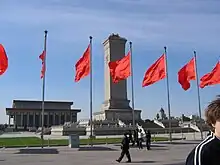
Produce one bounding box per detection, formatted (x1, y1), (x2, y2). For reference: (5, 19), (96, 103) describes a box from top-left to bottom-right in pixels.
(6, 100), (81, 130)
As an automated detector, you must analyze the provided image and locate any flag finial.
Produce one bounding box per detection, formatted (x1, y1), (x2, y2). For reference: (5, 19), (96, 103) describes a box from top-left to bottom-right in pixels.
(44, 30), (48, 38)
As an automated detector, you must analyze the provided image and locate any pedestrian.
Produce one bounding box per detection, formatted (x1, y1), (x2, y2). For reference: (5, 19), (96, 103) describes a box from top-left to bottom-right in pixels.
(138, 129), (143, 149)
(146, 130), (151, 150)
(116, 132), (131, 163)
(135, 128), (139, 146)
(128, 130), (134, 145)
(132, 130), (136, 146)
(185, 96), (220, 165)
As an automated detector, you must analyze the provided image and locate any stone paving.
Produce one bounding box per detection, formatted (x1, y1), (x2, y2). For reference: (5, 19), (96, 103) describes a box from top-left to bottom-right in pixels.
(0, 141), (199, 165)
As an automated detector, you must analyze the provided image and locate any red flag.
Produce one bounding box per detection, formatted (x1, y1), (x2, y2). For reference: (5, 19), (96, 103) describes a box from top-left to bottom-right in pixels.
(142, 54), (166, 87)
(75, 44), (90, 82)
(178, 58), (196, 90)
(39, 51), (46, 79)
(108, 51), (131, 83)
(200, 62), (220, 88)
(0, 44), (8, 76)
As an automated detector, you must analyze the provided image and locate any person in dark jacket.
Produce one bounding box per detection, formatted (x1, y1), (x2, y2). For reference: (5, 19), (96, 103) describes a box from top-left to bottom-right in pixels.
(185, 96), (220, 165)
(133, 129), (138, 146)
(145, 130), (151, 150)
(207, 130), (212, 137)
(116, 132), (131, 163)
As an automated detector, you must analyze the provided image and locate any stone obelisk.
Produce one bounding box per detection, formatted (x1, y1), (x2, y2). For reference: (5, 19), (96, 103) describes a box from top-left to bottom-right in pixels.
(93, 34), (141, 121)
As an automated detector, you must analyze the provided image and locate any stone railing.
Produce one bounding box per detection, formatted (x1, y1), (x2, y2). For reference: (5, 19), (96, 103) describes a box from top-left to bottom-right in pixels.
(153, 120), (165, 128)
(180, 122), (201, 132)
(118, 120), (126, 127)
(189, 123), (201, 132)
(50, 120), (201, 137)
(51, 124), (86, 136)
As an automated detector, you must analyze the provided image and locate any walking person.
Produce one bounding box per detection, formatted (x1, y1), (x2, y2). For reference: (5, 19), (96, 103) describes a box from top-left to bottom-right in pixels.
(132, 130), (136, 146)
(128, 130), (134, 145)
(116, 132), (131, 163)
(145, 130), (151, 150)
(138, 129), (143, 149)
(185, 96), (220, 165)
(135, 128), (139, 146)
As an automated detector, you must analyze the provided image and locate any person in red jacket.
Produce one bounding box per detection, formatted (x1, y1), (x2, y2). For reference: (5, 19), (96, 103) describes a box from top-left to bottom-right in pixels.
(186, 95), (220, 165)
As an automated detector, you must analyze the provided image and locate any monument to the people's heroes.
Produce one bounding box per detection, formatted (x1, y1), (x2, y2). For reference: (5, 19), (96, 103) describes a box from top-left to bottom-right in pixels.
(93, 34), (142, 122)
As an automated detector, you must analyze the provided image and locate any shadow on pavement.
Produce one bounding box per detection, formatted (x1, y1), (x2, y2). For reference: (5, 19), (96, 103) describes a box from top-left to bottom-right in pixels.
(163, 162), (184, 165)
(123, 144), (168, 150)
(15, 148), (59, 154)
(150, 147), (168, 150)
(78, 146), (118, 151)
(158, 141), (200, 145)
(150, 144), (167, 147)
(116, 144), (167, 148)
(127, 160), (156, 163)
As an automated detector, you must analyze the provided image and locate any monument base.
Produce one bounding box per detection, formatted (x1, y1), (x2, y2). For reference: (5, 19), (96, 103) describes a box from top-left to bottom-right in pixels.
(93, 109), (142, 121)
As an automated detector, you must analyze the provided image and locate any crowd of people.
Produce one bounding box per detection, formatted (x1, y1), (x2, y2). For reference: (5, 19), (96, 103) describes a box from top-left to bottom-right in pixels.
(116, 129), (151, 163)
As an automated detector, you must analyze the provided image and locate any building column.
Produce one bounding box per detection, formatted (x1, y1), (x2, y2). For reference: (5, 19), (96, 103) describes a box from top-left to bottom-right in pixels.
(33, 113), (36, 128)
(27, 112), (30, 127)
(70, 112), (73, 123)
(14, 113), (17, 129)
(8, 115), (11, 126)
(47, 113), (50, 127)
(64, 113), (67, 123)
(39, 113), (41, 127)
(59, 113), (61, 125)
(21, 113), (23, 127)
(53, 113), (55, 125)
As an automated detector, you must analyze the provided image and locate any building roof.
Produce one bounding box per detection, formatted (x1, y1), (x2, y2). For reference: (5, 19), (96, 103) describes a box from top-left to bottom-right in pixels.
(13, 100), (73, 105)
(6, 108), (81, 112)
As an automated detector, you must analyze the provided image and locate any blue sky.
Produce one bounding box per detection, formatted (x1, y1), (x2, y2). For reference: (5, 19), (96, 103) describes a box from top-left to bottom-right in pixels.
(0, 0), (220, 123)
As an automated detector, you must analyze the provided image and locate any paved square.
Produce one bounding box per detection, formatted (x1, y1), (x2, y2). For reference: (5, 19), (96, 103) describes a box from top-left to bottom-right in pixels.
(0, 141), (198, 165)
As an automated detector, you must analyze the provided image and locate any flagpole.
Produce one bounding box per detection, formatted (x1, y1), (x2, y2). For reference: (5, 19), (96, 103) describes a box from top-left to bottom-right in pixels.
(194, 51), (203, 140)
(89, 36), (93, 146)
(164, 46), (172, 142)
(129, 42), (135, 129)
(41, 30), (48, 148)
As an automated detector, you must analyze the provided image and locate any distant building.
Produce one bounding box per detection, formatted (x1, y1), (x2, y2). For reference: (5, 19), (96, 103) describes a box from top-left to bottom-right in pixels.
(6, 100), (81, 130)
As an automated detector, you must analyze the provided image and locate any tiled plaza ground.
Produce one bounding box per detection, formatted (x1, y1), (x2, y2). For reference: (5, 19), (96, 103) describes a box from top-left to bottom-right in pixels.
(0, 141), (199, 165)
